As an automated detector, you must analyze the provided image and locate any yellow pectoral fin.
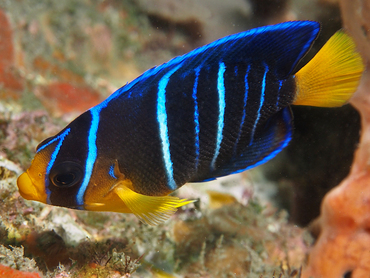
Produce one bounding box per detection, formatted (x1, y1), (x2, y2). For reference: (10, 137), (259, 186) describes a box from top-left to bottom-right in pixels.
(114, 184), (194, 226)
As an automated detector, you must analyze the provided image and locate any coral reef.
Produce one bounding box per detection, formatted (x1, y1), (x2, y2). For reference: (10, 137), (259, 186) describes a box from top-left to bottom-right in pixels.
(35, 83), (102, 118)
(0, 0), (365, 277)
(0, 9), (23, 95)
(302, 0), (370, 277)
(136, 0), (252, 45)
(0, 246), (41, 277)
(0, 264), (41, 278)
(171, 201), (308, 277)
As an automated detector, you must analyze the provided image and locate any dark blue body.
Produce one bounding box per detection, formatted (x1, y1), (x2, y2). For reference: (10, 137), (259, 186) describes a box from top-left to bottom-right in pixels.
(37, 21), (320, 206)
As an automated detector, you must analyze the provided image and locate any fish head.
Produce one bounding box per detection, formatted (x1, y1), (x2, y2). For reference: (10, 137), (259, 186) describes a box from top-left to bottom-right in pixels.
(17, 112), (103, 209)
(17, 149), (50, 204)
(17, 111), (134, 213)
(17, 128), (86, 209)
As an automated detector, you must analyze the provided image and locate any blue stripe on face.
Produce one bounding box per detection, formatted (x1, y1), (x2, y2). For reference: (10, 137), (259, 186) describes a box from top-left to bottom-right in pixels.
(76, 104), (107, 206)
(234, 64), (251, 154)
(44, 128), (71, 203)
(211, 61), (226, 169)
(250, 63), (268, 144)
(193, 67), (201, 168)
(157, 65), (182, 190)
(109, 164), (117, 179)
(37, 130), (69, 153)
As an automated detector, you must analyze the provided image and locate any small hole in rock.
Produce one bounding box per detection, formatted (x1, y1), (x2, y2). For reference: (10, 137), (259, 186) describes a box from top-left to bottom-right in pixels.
(344, 271), (352, 278)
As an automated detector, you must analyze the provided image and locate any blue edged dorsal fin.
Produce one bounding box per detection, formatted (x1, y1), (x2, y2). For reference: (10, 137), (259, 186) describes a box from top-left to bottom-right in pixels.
(241, 21), (320, 78)
(193, 108), (293, 181)
(106, 21), (320, 102)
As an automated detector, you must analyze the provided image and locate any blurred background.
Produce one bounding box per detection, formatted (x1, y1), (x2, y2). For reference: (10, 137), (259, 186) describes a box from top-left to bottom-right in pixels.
(0, 0), (361, 277)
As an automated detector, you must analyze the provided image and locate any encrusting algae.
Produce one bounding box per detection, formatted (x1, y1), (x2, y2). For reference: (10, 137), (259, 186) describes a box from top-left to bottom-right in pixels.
(0, 264), (41, 278)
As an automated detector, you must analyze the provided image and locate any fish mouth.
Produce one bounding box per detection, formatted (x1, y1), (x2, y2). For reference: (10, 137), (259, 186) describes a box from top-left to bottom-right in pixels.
(17, 171), (47, 204)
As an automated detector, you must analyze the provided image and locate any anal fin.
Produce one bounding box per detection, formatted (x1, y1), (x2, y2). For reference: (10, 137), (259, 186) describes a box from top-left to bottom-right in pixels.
(194, 108), (293, 181)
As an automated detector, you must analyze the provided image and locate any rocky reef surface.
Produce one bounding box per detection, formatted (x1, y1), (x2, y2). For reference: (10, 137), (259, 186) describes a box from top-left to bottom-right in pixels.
(0, 0), (365, 277)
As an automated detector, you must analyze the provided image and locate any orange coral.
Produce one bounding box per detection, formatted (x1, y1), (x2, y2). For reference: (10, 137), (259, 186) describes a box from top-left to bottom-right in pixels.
(0, 264), (41, 278)
(303, 1), (370, 277)
(36, 82), (102, 117)
(32, 57), (86, 85)
(0, 9), (24, 96)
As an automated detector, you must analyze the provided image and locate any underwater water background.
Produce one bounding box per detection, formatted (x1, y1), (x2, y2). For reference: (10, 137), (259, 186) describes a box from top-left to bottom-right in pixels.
(0, 0), (362, 277)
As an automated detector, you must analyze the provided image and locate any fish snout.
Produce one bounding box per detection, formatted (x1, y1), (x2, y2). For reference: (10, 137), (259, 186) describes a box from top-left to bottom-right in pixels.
(17, 172), (47, 203)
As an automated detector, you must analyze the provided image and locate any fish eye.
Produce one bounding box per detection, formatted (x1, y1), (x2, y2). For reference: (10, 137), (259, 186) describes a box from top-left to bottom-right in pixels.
(49, 161), (83, 188)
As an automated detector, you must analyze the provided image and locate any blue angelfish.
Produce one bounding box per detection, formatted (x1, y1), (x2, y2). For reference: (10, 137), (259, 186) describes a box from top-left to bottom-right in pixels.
(17, 21), (363, 225)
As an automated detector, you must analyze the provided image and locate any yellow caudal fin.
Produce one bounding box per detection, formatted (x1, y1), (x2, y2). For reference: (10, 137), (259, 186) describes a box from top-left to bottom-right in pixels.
(114, 184), (194, 226)
(294, 30), (364, 107)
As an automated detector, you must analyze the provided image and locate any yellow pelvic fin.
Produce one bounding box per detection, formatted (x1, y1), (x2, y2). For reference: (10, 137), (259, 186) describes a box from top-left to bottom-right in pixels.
(294, 30), (364, 107)
(114, 184), (194, 226)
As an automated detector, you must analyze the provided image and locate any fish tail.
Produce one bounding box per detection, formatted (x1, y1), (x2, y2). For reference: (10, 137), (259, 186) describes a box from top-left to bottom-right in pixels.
(293, 30), (364, 107)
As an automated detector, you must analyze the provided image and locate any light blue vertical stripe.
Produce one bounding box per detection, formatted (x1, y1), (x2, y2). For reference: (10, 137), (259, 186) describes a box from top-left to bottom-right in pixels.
(157, 64), (182, 190)
(193, 67), (201, 168)
(76, 104), (106, 205)
(233, 64), (251, 154)
(276, 80), (283, 108)
(211, 62), (226, 169)
(44, 128), (70, 204)
(231, 108), (293, 174)
(250, 63), (268, 144)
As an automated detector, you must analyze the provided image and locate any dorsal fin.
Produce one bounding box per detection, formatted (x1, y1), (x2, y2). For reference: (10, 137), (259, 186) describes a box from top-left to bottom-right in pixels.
(107, 21), (320, 102)
(238, 21), (320, 78)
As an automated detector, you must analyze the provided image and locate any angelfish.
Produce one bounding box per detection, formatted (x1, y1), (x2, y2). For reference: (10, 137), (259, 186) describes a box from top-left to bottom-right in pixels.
(17, 21), (363, 225)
